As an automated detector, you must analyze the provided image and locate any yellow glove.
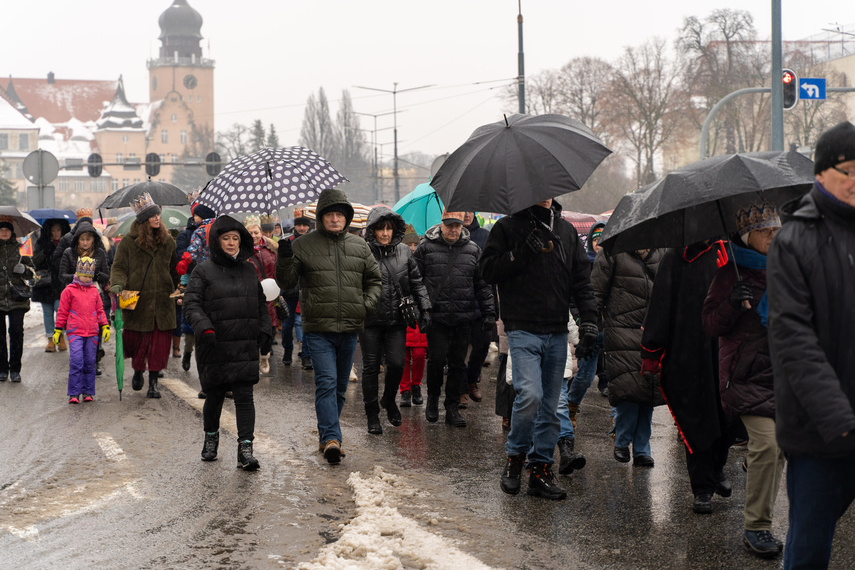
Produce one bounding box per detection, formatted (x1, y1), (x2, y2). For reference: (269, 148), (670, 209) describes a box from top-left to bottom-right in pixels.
(52, 328), (62, 345)
(101, 325), (111, 343)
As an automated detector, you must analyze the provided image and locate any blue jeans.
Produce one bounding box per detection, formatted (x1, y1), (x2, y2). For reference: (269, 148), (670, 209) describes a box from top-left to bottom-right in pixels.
(305, 332), (357, 445)
(613, 401), (653, 456)
(557, 332), (602, 439)
(784, 452), (855, 569)
(505, 330), (567, 465)
(41, 300), (60, 336)
(280, 296), (299, 353)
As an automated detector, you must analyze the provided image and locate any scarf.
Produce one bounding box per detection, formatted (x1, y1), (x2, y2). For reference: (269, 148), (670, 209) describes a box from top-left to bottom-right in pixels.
(72, 275), (93, 288)
(730, 244), (768, 326)
(76, 244), (94, 258)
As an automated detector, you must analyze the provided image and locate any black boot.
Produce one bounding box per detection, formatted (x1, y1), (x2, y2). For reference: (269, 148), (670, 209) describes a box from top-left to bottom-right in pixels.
(237, 440), (260, 471)
(500, 454), (525, 495)
(381, 394), (402, 426)
(411, 385), (423, 405)
(182, 351), (192, 371)
(132, 369), (144, 391)
(557, 437), (587, 475)
(527, 463), (567, 500)
(425, 394), (439, 422)
(147, 372), (161, 398)
(201, 431), (219, 461)
(445, 405), (467, 427)
(400, 390), (412, 408)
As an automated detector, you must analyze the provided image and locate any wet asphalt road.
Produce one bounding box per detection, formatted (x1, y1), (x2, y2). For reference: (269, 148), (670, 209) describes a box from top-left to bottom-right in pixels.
(1, 316), (855, 569)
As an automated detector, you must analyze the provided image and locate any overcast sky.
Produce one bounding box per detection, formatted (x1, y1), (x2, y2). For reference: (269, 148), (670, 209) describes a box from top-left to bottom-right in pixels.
(3, 1), (849, 164)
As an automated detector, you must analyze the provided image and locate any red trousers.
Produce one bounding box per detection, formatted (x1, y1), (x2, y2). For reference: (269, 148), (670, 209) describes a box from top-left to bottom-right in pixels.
(400, 346), (426, 392)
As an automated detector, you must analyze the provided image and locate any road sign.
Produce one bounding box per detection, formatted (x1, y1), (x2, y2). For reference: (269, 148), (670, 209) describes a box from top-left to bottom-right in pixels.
(799, 78), (826, 100)
(22, 150), (59, 186)
(27, 186), (55, 209)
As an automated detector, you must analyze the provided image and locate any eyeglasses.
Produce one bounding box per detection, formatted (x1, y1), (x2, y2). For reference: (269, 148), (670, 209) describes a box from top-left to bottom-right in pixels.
(832, 165), (855, 179)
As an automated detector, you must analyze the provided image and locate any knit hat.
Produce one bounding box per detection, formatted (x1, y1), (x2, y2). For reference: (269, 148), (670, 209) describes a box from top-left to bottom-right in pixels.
(131, 192), (161, 223)
(319, 203), (350, 218)
(814, 121), (855, 174)
(402, 223), (419, 245)
(76, 256), (96, 278)
(76, 207), (93, 220)
(0, 217), (14, 232)
(192, 202), (216, 221)
(243, 214), (261, 229)
(590, 226), (603, 241)
(735, 199), (781, 244)
(441, 209), (465, 225)
(294, 216), (312, 227)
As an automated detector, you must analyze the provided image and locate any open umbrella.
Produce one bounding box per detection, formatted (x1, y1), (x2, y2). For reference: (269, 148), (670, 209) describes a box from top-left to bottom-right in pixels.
(105, 207), (190, 237)
(98, 178), (187, 209)
(197, 146), (347, 215)
(392, 183), (444, 235)
(560, 210), (610, 238)
(431, 113), (611, 214)
(0, 206), (41, 236)
(114, 308), (125, 400)
(599, 150), (815, 255)
(303, 200), (371, 229)
(27, 208), (76, 225)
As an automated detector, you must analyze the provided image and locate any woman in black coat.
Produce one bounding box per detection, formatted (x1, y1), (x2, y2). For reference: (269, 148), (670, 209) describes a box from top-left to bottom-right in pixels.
(360, 207), (430, 434)
(32, 218), (71, 352)
(183, 215), (273, 471)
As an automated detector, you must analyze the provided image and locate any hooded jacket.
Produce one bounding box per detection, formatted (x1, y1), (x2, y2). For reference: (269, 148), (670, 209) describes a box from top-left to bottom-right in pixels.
(56, 279), (108, 337)
(587, 221), (606, 263)
(32, 218), (71, 304)
(275, 188), (382, 333)
(183, 215), (273, 391)
(768, 185), (855, 457)
(364, 207), (430, 328)
(58, 222), (111, 309)
(0, 233), (33, 313)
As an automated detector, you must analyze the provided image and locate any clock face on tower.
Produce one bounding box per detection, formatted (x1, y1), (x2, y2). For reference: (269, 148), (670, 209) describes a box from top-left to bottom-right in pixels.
(183, 74), (198, 90)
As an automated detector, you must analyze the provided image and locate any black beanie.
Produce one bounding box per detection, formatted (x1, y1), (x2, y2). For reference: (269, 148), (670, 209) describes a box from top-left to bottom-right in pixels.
(0, 222), (13, 232)
(814, 121), (855, 174)
(319, 204), (350, 218)
(193, 203), (216, 220)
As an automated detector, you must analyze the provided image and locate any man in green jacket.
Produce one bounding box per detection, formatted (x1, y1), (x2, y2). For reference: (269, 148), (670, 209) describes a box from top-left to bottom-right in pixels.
(276, 188), (382, 464)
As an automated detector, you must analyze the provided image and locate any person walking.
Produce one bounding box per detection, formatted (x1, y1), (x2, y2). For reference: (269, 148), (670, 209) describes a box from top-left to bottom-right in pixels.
(462, 211), (492, 405)
(183, 215), (273, 471)
(0, 217), (34, 383)
(360, 207), (430, 434)
(280, 215), (312, 368)
(109, 193), (179, 399)
(32, 218), (71, 353)
(243, 214), (281, 375)
(275, 188), (382, 464)
(481, 198), (597, 500)
(175, 204), (201, 372)
(768, 121), (855, 569)
(54, 257), (110, 404)
(400, 227), (426, 407)
(414, 210), (495, 428)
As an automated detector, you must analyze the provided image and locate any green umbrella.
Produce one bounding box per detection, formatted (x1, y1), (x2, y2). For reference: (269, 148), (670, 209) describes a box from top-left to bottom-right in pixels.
(114, 308), (124, 400)
(105, 207), (190, 237)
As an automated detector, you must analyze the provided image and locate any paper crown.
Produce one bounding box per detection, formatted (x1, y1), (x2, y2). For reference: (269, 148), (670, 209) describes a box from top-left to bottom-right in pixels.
(402, 223), (420, 244)
(76, 207), (93, 219)
(441, 210), (465, 224)
(243, 214), (261, 229)
(735, 199), (781, 235)
(76, 256), (96, 277)
(186, 188), (201, 204)
(259, 214), (274, 225)
(131, 192), (157, 216)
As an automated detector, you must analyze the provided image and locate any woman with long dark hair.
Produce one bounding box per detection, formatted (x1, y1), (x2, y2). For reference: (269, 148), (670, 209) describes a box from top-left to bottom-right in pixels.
(32, 218), (71, 352)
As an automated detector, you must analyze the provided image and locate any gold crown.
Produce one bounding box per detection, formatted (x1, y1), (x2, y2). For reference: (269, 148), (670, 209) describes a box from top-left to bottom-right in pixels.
(735, 199), (780, 235)
(76, 207), (93, 218)
(259, 214), (275, 226)
(76, 256), (96, 277)
(186, 188), (201, 204)
(243, 214), (261, 229)
(130, 192), (157, 216)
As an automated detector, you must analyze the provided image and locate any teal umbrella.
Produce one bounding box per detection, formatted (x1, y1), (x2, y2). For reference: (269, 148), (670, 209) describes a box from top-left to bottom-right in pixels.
(114, 308), (124, 400)
(392, 183), (444, 236)
(105, 207), (190, 237)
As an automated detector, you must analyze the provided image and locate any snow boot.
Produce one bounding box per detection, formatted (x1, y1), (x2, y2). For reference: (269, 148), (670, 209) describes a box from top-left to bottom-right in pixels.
(400, 390), (412, 407)
(557, 437), (586, 475)
(132, 370), (145, 391)
(411, 385), (423, 405)
(259, 352), (270, 374)
(237, 440), (260, 471)
(201, 431), (219, 461)
(567, 402), (579, 432)
(147, 372), (161, 398)
(425, 394), (440, 422)
(500, 454), (525, 495)
(445, 405), (467, 427)
(527, 463), (567, 500)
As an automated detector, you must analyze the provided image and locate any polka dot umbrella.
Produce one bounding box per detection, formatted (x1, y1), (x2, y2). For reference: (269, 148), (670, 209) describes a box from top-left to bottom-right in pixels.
(196, 146), (347, 215)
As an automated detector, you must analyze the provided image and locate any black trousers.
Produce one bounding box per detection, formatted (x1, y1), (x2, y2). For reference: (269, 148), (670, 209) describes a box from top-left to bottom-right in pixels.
(203, 383), (255, 442)
(0, 309), (26, 373)
(359, 325), (406, 415)
(426, 321), (472, 409)
(466, 317), (492, 384)
(685, 406), (739, 495)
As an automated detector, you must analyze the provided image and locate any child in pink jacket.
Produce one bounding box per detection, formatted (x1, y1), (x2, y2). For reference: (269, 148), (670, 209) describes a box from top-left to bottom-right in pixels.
(54, 257), (110, 404)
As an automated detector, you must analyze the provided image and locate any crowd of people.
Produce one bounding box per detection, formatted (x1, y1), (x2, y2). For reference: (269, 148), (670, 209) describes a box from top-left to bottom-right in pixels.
(2, 121), (852, 568)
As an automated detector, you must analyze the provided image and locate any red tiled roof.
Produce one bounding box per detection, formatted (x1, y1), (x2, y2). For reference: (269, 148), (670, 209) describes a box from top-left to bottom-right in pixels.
(7, 77), (118, 123)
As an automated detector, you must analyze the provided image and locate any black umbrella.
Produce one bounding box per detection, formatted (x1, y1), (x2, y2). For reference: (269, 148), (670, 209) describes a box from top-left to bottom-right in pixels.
(599, 150), (815, 255)
(97, 179), (188, 209)
(430, 113), (611, 214)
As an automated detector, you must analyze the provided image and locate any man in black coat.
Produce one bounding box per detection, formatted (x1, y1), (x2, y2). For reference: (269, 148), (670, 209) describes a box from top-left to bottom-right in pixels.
(481, 198), (597, 500)
(414, 211), (495, 428)
(768, 121), (855, 568)
(462, 212), (493, 404)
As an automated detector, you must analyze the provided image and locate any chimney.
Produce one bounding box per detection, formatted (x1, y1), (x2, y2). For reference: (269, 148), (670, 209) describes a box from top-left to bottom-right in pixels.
(47, 71), (55, 84)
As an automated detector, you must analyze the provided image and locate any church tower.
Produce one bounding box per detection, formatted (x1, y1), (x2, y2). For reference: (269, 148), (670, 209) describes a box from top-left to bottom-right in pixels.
(147, 0), (214, 181)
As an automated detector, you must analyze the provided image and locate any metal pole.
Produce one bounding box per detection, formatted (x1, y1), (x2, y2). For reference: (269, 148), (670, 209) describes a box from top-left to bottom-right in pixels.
(517, 1), (525, 114)
(771, 0), (784, 150)
(393, 83), (399, 204)
(700, 88), (770, 158)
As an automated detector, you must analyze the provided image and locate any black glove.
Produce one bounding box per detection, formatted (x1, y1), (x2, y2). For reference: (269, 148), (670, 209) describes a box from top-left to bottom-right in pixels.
(482, 317), (496, 333)
(525, 229), (544, 254)
(200, 330), (217, 346)
(278, 238), (293, 259)
(575, 321), (598, 361)
(259, 332), (272, 354)
(729, 281), (753, 311)
(419, 312), (432, 334)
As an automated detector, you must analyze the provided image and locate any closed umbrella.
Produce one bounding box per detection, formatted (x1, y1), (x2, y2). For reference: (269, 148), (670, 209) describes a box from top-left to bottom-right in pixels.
(392, 183), (444, 235)
(98, 179), (188, 209)
(114, 308), (125, 400)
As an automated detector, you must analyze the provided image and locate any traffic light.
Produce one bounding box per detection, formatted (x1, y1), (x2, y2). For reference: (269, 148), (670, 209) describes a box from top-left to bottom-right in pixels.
(782, 68), (798, 111)
(206, 152), (222, 176)
(87, 153), (102, 178)
(145, 153), (161, 177)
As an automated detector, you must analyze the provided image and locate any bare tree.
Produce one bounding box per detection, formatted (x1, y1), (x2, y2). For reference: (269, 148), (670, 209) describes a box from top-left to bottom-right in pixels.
(783, 55), (849, 149)
(216, 123), (251, 161)
(556, 57), (614, 144)
(298, 87), (338, 165)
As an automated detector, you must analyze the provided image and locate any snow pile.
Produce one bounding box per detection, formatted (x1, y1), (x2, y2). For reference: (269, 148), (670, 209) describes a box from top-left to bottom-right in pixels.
(299, 466), (494, 570)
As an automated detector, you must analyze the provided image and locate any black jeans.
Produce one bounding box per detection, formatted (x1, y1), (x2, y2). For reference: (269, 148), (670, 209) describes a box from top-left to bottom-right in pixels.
(685, 408), (739, 495)
(359, 325), (406, 415)
(426, 321), (472, 409)
(203, 383), (255, 441)
(466, 317), (492, 384)
(0, 309), (26, 373)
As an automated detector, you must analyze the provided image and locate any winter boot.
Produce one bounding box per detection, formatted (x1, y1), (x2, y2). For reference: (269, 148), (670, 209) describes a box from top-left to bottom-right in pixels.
(500, 454), (525, 495)
(131, 369), (145, 391)
(459, 393), (469, 409)
(182, 351), (193, 371)
(147, 372), (161, 399)
(411, 385), (423, 405)
(557, 437), (587, 475)
(45, 337), (56, 353)
(366, 402), (382, 434)
(400, 390), (412, 407)
(425, 394), (440, 422)
(172, 336), (181, 357)
(381, 393), (402, 426)
(201, 431), (219, 461)
(445, 405), (467, 427)
(527, 463), (567, 500)
(237, 440), (260, 471)
(301, 355), (313, 370)
(468, 381), (483, 402)
(58, 334), (68, 352)
(259, 352), (270, 374)
(567, 402), (579, 432)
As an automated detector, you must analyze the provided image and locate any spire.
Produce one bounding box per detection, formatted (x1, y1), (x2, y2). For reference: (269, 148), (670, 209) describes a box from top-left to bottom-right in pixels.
(157, 0), (204, 60)
(3, 76), (32, 121)
(95, 76), (143, 131)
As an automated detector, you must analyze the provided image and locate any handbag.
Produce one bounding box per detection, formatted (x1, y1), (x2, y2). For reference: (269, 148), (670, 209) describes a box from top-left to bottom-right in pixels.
(33, 269), (52, 289)
(120, 257), (154, 311)
(380, 256), (419, 328)
(9, 282), (31, 301)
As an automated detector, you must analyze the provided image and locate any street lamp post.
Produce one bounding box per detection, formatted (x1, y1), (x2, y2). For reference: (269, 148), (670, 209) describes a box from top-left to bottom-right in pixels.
(354, 111), (396, 204)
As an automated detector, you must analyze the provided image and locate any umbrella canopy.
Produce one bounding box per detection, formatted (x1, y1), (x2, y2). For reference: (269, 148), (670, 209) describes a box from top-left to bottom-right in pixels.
(560, 210), (610, 238)
(105, 207), (190, 237)
(303, 200), (371, 229)
(392, 183), (444, 235)
(27, 208), (76, 225)
(430, 113), (611, 214)
(599, 150), (815, 254)
(0, 206), (41, 236)
(197, 146), (347, 216)
(98, 179), (188, 209)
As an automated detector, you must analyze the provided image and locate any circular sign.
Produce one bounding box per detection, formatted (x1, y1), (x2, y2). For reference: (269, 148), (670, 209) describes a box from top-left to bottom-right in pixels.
(23, 150), (59, 186)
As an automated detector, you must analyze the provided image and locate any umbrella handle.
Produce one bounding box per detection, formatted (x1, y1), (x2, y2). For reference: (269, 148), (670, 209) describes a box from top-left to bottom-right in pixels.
(541, 241), (554, 253)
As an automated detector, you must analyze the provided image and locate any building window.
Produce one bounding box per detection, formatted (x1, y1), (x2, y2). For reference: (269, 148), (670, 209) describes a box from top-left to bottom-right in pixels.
(0, 134), (7, 150)
(161, 130), (168, 143)
(171, 154), (178, 163)
(111, 179), (119, 192)
(59, 179), (70, 192)
(92, 179), (106, 192)
(129, 153), (136, 160)
(116, 153), (123, 164)
(159, 154), (166, 163)
(15, 163), (23, 178)
(74, 179), (86, 192)
(18, 134), (28, 151)
(134, 178), (141, 184)
(122, 179), (129, 188)
(123, 135), (129, 144)
(197, 95), (201, 102)
(180, 130), (187, 145)
(171, 114), (177, 123)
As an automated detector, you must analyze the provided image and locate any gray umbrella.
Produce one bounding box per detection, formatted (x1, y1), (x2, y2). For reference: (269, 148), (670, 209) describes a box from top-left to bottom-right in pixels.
(0, 206), (41, 236)
(599, 150), (815, 255)
(97, 179), (188, 209)
(430, 113), (611, 214)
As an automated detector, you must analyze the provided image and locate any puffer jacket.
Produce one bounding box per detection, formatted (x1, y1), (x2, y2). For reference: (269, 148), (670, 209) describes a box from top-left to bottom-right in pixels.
(55, 280), (108, 337)
(364, 207), (430, 328)
(592, 248), (664, 407)
(0, 236), (33, 313)
(32, 218), (71, 304)
(275, 188), (382, 333)
(406, 325), (427, 349)
(414, 224), (494, 327)
(183, 215), (273, 391)
(58, 221), (111, 311)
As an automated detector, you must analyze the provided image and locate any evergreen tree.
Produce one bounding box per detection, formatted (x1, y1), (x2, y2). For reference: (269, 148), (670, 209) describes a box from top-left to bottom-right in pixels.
(250, 119), (266, 152)
(266, 124), (280, 148)
(0, 161), (17, 206)
(298, 87), (338, 164)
